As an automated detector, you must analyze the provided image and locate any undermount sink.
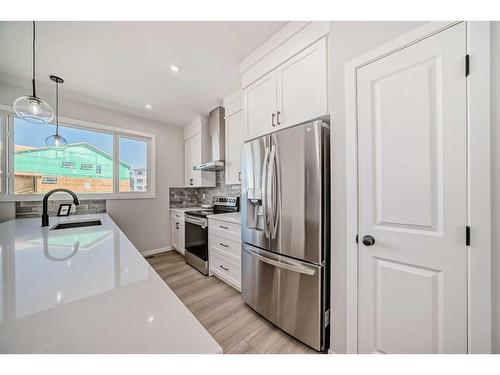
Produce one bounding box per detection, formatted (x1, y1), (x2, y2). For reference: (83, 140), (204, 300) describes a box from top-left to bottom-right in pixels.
(50, 219), (102, 231)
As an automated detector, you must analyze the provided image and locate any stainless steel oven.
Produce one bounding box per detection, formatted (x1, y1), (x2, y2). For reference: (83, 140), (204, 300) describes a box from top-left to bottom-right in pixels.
(184, 196), (239, 275)
(184, 214), (209, 275)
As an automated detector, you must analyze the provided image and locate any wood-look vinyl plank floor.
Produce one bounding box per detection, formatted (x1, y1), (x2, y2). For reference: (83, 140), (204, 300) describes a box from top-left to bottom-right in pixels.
(147, 251), (318, 354)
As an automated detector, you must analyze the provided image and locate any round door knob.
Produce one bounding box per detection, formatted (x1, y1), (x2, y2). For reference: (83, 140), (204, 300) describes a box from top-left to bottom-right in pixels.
(362, 235), (376, 246)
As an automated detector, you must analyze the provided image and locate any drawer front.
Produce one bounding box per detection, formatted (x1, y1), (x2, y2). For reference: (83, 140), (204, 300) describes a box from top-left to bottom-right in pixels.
(209, 219), (241, 242)
(210, 249), (241, 287)
(171, 211), (184, 220)
(209, 233), (241, 260)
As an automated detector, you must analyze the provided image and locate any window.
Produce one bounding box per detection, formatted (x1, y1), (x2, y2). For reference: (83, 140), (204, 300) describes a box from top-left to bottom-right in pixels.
(0, 111), (154, 199)
(0, 114), (4, 194)
(119, 136), (148, 193)
(13, 118), (114, 194)
(42, 177), (58, 184)
(61, 161), (76, 169)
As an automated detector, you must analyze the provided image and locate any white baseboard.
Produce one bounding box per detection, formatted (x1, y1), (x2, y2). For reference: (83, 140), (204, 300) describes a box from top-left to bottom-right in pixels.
(141, 246), (173, 257)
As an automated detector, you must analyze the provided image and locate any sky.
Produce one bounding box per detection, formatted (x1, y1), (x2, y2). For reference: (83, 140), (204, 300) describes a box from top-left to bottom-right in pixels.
(14, 118), (147, 169)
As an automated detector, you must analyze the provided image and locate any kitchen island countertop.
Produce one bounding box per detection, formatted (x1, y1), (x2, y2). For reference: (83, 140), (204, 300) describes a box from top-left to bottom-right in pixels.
(0, 213), (222, 354)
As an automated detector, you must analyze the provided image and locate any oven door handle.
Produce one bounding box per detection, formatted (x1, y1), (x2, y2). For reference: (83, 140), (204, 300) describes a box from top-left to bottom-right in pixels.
(185, 216), (208, 228)
(242, 245), (316, 276)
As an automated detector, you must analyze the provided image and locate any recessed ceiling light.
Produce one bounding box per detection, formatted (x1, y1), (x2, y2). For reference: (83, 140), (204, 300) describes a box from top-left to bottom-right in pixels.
(170, 65), (180, 72)
(145, 104), (152, 109)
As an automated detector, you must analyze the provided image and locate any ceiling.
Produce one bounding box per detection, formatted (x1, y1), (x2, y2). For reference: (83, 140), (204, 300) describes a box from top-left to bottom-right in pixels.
(0, 21), (286, 126)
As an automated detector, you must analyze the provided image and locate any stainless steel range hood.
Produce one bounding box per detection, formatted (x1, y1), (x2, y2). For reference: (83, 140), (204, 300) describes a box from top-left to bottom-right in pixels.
(193, 106), (225, 172)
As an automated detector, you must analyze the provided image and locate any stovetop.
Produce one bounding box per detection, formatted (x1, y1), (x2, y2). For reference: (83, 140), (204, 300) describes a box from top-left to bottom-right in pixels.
(185, 196), (239, 219)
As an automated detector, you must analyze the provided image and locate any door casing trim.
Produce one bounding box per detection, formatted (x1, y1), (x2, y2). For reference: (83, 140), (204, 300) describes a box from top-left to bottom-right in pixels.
(344, 21), (491, 354)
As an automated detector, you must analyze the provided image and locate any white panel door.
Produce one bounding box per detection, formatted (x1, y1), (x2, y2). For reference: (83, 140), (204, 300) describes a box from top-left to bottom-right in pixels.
(244, 70), (277, 140)
(225, 110), (244, 184)
(277, 37), (328, 129)
(356, 23), (467, 353)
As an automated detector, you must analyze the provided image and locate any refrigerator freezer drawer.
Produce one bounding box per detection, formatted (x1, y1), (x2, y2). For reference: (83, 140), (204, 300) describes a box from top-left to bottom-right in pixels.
(241, 243), (325, 351)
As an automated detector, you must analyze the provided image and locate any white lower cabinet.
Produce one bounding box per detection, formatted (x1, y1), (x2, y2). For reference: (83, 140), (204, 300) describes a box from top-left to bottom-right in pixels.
(208, 217), (241, 290)
(170, 210), (185, 255)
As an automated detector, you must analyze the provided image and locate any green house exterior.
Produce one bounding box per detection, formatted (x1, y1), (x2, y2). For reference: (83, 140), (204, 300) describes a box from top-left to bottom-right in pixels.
(14, 142), (132, 180)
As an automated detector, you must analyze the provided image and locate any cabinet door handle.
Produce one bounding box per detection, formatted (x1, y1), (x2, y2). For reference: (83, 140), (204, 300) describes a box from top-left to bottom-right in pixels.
(238, 171), (241, 181)
(276, 110), (281, 125)
(219, 242), (229, 248)
(219, 225), (229, 229)
(189, 178), (193, 186)
(176, 223), (179, 229)
(271, 113), (276, 127)
(220, 265), (229, 271)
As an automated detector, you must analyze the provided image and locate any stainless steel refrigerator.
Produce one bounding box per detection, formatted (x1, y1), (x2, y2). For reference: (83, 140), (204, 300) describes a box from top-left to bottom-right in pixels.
(241, 118), (330, 352)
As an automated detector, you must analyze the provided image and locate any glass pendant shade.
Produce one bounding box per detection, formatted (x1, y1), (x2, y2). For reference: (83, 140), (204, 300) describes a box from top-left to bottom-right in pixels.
(13, 95), (54, 124)
(13, 21), (54, 124)
(46, 75), (68, 150)
(45, 134), (68, 150)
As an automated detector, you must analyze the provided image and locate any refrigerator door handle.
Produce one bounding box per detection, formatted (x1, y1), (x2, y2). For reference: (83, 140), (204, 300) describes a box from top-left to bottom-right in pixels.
(261, 146), (271, 238)
(267, 145), (276, 238)
(242, 245), (316, 276)
(270, 136), (281, 239)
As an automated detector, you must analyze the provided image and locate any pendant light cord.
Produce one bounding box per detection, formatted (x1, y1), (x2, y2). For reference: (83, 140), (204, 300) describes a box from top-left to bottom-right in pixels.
(32, 21), (36, 98)
(55, 80), (59, 135)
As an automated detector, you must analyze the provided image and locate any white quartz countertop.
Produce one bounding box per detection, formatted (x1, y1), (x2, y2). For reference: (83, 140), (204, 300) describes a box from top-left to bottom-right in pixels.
(170, 207), (204, 213)
(208, 212), (241, 225)
(0, 213), (222, 354)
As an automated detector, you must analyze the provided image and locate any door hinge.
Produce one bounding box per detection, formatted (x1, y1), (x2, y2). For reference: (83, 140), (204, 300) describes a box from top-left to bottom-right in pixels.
(466, 226), (471, 246)
(465, 54), (470, 77)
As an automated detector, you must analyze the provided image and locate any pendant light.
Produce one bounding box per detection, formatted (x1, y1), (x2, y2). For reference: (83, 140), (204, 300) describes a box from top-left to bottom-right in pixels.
(13, 21), (54, 124)
(45, 75), (68, 150)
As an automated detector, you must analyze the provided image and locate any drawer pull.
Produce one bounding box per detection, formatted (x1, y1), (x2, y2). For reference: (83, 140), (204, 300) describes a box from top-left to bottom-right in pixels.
(219, 225), (229, 229)
(220, 265), (229, 271)
(175, 215), (180, 218)
(219, 242), (229, 248)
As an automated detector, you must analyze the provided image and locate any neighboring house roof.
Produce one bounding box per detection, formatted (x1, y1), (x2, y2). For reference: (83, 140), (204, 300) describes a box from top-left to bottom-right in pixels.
(14, 142), (133, 179)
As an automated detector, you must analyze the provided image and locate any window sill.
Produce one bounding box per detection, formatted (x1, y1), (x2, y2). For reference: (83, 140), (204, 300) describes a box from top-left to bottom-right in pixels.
(0, 192), (156, 202)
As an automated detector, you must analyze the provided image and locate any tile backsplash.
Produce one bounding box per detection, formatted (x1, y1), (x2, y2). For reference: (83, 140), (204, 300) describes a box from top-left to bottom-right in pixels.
(15, 199), (106, 219)
(169, 170), (241, 208)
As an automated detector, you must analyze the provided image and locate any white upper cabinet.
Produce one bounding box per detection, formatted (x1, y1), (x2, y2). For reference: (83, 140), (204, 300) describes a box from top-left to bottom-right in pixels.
(243, 71), (277, 140)
(224, 89), (245, 185)
(277, 38), (328, 128)
(183, 116), (215, 187)
(225, 111), (244, 184)
(240, 22), (330, 140)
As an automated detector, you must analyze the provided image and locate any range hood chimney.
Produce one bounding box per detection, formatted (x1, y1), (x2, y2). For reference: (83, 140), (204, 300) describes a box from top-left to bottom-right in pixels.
(194, 106), (225, 172)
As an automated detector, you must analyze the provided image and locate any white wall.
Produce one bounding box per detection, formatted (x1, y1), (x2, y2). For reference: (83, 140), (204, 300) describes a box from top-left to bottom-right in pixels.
(0, 81), (184, 253)
(329, 21), (500, 354)
(329, 21), (430, 354)
(491, 22), (500, 354)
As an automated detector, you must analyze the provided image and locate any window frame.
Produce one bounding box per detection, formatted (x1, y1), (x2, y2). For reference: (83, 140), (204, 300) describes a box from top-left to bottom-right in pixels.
(0, 111), (6, 195)
(0, 105), (156, 201)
